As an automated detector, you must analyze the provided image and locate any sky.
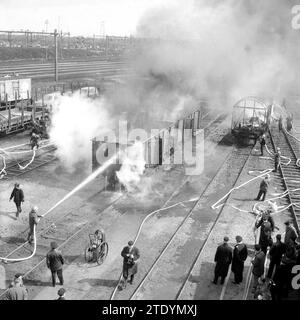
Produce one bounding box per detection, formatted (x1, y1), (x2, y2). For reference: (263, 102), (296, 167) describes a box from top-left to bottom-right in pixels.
(0, 0), (175, 36)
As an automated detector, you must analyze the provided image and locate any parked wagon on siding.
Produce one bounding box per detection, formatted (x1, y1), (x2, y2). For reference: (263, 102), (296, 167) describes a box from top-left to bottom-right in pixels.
(0, 75), (32, 110)
(231, 97), (273, 145)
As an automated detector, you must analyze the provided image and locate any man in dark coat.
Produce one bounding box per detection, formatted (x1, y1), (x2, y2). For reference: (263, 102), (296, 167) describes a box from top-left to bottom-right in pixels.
(267, 234), (286, 279)
(212, 236), (232, 285)
(251, 244), (266, 292)
(27, 206), (40, 244)
(284, 221), (298, 247)
(121, 240), (140, 287)
(255, 176), (269, 201)
(255, 211), (275, 254)
(231, 236), (248, 284)
(9, 183), (24, 218)
(46, 242), (64, 287)
(259, 134), (266, 156)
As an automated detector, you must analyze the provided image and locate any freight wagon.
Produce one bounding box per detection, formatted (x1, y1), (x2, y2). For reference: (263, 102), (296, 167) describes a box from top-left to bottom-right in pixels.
(0, 75), (32, 109)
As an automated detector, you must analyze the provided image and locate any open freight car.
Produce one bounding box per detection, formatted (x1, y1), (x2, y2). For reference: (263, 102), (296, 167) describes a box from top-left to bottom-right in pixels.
(0, 75), (32, 110)
(231, 96), (273, 145)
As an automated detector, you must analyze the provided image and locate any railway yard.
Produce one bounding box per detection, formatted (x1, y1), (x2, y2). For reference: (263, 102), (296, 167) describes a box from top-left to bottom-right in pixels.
(1, 83), (300, 301)
(0, 6), (300, 301)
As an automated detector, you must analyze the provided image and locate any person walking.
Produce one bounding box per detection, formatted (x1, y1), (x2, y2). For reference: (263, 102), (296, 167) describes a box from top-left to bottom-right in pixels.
(251, 244), (266, 293)
(259, 134), (266, 156)
(121, 240), (140, 288)
(255, 176), (269, 201)
(9, 183), (24, 219)
(46, 242), (65, 287)
(27, 206), (40, 244)
(231, 236), (248, 284)
(278, 116), (283, 132)
(212, 236), (233, 285)
(274, 149), (281, 173)
(255, 211), (275, 254)
(267, 234), (286, 279)
(5, 277), (28, 300)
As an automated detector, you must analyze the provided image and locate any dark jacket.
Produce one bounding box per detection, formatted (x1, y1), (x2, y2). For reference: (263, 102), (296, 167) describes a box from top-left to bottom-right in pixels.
(232, 243), (248, 273)
(260, 137), (266, 146)
(10, 187), (24, 203)
(46, 249), (64, 271)
(269, 241), (286, 263)
(274, 153), (280, 164)
(252, 250), (266, 277)
(259, 179), (269, 192)
(214, 243), (233, 277)
(256, 216), (275, 233)
(121, 245), (140, 277)
(284, 226), (298, 245)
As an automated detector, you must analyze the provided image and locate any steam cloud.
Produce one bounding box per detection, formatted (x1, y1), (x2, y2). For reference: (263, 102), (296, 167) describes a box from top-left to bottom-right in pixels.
(49, 93), (112, 172)
(116, 141), (146, 192)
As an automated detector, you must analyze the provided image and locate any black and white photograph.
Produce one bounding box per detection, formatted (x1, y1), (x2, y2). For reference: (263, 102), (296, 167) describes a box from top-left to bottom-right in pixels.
(0, 0), (300, 309)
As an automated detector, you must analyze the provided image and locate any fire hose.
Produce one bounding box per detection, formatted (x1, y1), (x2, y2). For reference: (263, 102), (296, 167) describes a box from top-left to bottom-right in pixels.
(110, 196), (201, 300)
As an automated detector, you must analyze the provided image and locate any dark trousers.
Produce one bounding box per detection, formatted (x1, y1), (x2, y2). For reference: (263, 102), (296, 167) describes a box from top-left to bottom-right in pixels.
(260, 144), (264, 155)
(274, 161), (279, 172)
(27, 227), (34, 243)
(213, 273), (226, 284)
(256, 190), (266, 201)
(268, 259), (280, 279)
(51, 269), (64, 287)
(233, 269), (244, 284)
(14, 202), (22, 217)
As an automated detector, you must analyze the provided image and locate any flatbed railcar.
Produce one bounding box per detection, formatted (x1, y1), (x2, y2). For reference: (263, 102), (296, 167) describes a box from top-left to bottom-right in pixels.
(0, 75), (32, 110)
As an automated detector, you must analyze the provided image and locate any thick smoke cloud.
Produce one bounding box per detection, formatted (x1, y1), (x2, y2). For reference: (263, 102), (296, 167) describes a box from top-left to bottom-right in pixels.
(49, 94), (112, 172)
(123, 0), (300, 112)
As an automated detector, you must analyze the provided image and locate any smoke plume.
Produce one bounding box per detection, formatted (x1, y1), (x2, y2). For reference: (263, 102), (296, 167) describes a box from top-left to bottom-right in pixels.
(116, 140), (146, 192)
(49, 93), (112, 172)
(117, 0), (300, 114)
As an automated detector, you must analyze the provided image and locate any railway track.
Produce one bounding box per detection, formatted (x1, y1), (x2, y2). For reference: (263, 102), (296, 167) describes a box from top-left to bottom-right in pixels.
(0, 59), (130, 80)
(0, 144), (57, 179)
(110, 142), (253, 300)
(242, 126), (300, 300)
(0, 111), (227, 300)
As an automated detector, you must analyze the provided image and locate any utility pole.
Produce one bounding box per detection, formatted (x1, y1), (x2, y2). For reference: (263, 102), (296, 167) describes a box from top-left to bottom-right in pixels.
(45, 20), (49, 60)
(54, 29), (58, 82)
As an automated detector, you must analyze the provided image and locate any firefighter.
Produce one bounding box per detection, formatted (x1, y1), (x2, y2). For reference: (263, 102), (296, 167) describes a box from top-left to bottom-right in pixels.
(27, 206), (41, 244)
(30, 132), (40, 150)
(120, 241), (140, 288)
(9, 183), (24, 219)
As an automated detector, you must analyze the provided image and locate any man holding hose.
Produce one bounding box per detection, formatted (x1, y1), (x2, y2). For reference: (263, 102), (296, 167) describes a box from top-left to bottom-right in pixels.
(27, 206), (41, 244)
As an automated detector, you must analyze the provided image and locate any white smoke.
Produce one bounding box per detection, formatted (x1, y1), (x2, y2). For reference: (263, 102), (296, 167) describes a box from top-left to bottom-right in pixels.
(49, 93), (112, 171)
(116, 140), (146, 192)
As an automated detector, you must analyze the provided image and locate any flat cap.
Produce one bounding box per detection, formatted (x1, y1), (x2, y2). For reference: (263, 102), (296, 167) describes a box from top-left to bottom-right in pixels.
(236, 235), (243, 242)
(128, 241), (134, 246)
(58, 288), (66, 296)
(284, 220), (290, 225)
